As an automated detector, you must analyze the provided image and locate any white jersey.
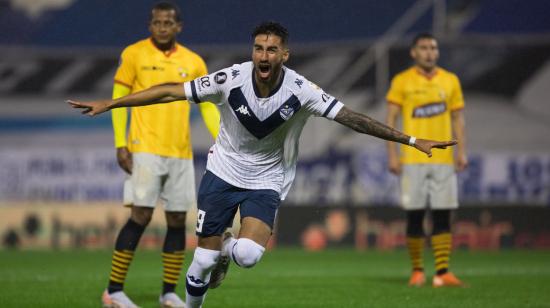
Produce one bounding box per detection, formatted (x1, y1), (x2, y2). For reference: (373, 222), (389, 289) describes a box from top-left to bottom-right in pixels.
(183, 61), (344, 199)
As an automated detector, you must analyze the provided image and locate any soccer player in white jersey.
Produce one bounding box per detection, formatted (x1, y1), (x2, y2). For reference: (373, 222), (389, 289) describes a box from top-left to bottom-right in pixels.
(69, 22), (457, 307)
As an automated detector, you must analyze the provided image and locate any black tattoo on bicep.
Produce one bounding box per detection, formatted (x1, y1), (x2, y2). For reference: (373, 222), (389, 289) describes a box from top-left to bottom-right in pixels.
(334, 107), (410, 144)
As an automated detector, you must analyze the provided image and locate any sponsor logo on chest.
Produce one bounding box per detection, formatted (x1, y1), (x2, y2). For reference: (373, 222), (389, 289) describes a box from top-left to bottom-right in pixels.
(412, 102), (447, 118)
(141, 65), (165, 71)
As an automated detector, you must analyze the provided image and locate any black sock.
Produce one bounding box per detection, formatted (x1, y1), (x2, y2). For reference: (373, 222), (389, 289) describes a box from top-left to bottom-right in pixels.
(107, 219), (146, 294)
(162, 226), (186, 294)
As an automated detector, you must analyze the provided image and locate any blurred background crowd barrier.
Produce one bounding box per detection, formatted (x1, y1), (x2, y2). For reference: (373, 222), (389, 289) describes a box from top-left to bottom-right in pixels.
(1, 0), (549, 250)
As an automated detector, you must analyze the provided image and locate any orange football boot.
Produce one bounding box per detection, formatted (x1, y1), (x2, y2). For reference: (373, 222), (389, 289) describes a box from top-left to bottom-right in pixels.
(432, 272), (465, 288)
(408, 270), (426, 287)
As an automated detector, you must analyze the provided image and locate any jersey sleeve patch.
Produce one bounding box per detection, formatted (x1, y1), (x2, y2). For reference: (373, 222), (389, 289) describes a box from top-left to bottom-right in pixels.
(184, 67), (236, 105)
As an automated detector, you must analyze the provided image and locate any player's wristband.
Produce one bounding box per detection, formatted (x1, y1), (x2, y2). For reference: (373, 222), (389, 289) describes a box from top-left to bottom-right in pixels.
(408, 136), (416, 146)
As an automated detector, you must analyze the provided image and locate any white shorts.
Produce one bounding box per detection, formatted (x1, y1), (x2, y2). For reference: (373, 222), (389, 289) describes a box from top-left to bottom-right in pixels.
(400, 164), (458, 210)
(123, 152), (196, 212)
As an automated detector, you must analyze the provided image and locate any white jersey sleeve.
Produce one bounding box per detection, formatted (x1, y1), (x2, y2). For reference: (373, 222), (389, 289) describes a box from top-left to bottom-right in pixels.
(183, 65), (238, 105)
(301, 80), (344, 120)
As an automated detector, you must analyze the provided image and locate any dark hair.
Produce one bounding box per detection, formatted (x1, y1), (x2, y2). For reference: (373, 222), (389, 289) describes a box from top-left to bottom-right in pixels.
(150, 1), (182, 22)
(411, 32), (436, 48)
(252, 22), (289, 46)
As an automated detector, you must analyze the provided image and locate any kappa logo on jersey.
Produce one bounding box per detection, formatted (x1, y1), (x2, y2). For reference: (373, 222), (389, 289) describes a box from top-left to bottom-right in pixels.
(231, 69), (240, 79)
(279, 105), (294, 120)
(412, 102), (446, 118)
(214, 72), (227, 84)
(235, 105), (251, 116)
(295, 78), (304, 88)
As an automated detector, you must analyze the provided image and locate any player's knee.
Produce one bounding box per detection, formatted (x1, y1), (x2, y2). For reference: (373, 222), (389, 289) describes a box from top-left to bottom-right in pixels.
(131, 206), (154, 226)
(432, 210), (451, 234)
(193, 247), (219, 271)
(233, 238), (265, 268)
(166, 211), (187, 228)
(406, 210), (425, 236)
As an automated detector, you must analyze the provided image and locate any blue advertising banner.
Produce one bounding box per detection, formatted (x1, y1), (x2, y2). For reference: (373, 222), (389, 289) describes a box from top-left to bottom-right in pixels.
(286, 149), (550, 206)
(1, 147), (549, 206)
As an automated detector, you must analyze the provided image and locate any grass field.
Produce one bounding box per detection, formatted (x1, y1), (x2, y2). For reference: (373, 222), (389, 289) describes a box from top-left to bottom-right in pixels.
(1, 249), (549, 307)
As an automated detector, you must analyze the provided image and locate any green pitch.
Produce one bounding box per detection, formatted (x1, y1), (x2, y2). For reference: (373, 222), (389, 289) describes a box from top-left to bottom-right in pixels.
(1, 249), (549, 307)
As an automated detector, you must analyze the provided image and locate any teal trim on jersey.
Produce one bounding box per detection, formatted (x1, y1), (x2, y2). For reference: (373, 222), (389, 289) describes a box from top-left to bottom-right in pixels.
(0, 108), (205, 133)
(0, 115), (112, 131)
(0, 109), (204, 132)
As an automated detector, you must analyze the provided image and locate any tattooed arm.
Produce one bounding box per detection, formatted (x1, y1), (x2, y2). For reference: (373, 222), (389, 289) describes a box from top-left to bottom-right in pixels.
(335, 106), (409, 143)
(334, 106), (457, 157)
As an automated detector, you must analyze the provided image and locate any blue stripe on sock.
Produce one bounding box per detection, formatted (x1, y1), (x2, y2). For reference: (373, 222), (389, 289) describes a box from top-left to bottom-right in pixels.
(186, 278), (209, 296)
(231, 242), (242, 267)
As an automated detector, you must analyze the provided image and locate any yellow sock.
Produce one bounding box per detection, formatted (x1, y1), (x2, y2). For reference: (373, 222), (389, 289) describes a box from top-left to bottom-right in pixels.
(431, 233), (452, 275)
(406, 237), (425, 271)
(109, 250), (134, 285)
(162, 250), (185, 292)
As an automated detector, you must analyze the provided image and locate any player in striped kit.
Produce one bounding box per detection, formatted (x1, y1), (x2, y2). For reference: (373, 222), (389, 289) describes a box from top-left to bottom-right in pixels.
(69, 22), (457, 307)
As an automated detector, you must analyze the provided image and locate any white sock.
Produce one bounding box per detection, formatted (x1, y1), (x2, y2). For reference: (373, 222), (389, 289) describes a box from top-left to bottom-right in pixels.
(185, 247), (220, 308)
(222, 236), (238, 257)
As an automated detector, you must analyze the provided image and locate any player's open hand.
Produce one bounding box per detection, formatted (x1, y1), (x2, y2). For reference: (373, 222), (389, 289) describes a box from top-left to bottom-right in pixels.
(67, 99), (111, 116)
(414, 139), (458, 157)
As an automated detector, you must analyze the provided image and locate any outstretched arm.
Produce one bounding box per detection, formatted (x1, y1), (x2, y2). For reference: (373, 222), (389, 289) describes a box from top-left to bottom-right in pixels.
(68, 84), (187, 116)
(334, 106), (457, 157)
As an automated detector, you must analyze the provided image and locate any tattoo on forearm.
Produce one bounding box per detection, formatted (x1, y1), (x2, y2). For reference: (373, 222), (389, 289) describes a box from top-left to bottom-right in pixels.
(335, 107), (409, 144)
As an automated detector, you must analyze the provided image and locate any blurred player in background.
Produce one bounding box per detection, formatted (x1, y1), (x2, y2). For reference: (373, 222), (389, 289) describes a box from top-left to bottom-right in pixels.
(69, 22), (456, 307)
(386, 33), (467, 287)
(101, 2), (219, 308)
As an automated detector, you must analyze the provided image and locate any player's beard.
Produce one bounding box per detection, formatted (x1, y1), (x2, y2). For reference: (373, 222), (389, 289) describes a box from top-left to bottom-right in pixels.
(152, 36), (176, 51)
(255, 61), (283, 85)
(417, 59), (437, 74)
